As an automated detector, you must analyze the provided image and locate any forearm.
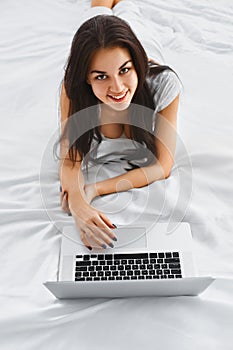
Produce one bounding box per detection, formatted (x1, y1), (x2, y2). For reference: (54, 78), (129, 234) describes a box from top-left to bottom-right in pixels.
(96, 162), (167, 196)
(59, 160), (85, 202)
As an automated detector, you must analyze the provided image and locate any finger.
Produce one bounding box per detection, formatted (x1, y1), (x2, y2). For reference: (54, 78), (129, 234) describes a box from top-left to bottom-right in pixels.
(93, 214), (118, 242)
(61, 193), (71, 214)
(85, 225), (110, 249)
(88, 223), (115, 248)
(79, 229), (93, 251)
(99, 212), (116, 228)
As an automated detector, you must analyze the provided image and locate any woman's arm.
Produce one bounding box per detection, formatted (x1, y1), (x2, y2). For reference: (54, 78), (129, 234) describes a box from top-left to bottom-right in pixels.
(87, 94), (179, 200)
(59, 83), (117, 249)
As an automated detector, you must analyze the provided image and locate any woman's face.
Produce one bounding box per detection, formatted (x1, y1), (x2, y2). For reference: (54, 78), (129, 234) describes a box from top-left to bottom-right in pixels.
(87, 46), (138, 111)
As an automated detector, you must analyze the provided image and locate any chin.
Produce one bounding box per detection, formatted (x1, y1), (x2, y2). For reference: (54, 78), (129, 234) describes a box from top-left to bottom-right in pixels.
(107, 101), (131, 112)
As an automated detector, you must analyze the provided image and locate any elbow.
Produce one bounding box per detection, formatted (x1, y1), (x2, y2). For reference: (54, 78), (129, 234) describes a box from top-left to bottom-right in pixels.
(163, 165), (172, 179)
(164, 170), (171, 179)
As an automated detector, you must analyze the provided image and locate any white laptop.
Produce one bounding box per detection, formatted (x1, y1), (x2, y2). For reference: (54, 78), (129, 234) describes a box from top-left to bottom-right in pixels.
(44, 222), (214, 298)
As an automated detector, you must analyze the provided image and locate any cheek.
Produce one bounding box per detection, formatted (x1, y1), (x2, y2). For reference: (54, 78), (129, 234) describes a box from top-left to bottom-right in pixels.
(129, 72), (138, 90)
(90, 83), (106, 98)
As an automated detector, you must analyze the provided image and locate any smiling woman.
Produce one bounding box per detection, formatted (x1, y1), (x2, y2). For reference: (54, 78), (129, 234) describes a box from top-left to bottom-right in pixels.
(57, 0), (182, 250)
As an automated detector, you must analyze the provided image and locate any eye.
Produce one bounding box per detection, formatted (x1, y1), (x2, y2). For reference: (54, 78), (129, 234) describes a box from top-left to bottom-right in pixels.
(120, 67), (131, 74)
(95, 74), (107, 81)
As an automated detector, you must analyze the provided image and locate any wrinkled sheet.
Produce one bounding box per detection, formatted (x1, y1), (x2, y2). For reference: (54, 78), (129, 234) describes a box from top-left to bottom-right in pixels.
(0, 0), (233, 349)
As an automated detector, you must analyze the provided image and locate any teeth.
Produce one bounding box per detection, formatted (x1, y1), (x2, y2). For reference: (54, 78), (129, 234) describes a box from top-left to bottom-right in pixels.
(109, 91), (127, 100)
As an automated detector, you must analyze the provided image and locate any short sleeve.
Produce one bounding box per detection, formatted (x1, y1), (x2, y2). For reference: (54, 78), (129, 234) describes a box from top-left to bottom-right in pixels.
(147, 70), (182, 113)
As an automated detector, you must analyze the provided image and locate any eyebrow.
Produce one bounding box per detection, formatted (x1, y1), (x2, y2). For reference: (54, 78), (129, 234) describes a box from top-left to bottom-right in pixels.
(90, 60), (132, 74)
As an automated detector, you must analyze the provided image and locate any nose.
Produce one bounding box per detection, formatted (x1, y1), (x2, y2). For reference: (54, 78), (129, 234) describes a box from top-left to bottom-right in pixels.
(109, 76), (124, 93)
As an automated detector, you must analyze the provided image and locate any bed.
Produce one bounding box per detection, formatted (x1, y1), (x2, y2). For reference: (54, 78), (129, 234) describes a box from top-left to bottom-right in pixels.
(0, 0), (233, 349)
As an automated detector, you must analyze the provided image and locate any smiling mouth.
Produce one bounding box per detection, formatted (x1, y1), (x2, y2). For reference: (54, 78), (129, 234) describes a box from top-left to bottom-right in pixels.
(108, 90), (128, 102)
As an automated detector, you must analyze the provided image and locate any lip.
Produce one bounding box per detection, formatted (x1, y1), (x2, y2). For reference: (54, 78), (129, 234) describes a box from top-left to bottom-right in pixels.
(107, 90), (128, 103)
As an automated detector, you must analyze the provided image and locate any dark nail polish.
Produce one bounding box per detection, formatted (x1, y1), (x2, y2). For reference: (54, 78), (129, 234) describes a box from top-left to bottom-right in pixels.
(102, 244), (107, 249)
(112, 224), (117, 228)
(108, 243), (114, 248)
(86, 246), (92, 251)
(68, 213), (72, 216)
(113, 236), (117, 241)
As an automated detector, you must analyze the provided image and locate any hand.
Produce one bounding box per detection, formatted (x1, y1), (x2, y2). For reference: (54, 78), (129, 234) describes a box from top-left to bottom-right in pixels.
(60, 190), (71, 215)
(69, 196), (117, 250)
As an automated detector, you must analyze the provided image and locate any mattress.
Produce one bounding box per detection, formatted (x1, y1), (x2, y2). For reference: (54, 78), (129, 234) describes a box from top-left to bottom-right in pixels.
(0, 0), (233, 349)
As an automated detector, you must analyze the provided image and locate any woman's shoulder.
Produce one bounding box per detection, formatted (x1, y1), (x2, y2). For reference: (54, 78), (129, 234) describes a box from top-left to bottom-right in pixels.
(146, 63), (182, 112)
(146, 63), (180, 89)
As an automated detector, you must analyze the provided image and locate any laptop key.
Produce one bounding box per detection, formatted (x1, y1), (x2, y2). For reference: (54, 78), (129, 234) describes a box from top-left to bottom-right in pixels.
(171, 269), (182, 275)
(165, 258), (180, 263)
(169, 263), (181, 269)
(76, 267), (87, 271)
(173, 252), (179, 257)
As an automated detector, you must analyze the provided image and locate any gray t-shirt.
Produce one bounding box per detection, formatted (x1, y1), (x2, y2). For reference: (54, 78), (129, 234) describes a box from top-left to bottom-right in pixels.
(146, 68), (182, 113)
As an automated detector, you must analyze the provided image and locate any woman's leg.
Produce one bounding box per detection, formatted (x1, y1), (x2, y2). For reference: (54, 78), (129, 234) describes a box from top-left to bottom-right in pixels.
(91, 0), (115, 9)
(112, 0), (165, 64)
(78, 1), (113, 27)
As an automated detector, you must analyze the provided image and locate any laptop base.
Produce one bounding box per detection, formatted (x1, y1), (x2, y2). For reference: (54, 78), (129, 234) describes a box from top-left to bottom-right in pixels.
(44, 277), (214, 299)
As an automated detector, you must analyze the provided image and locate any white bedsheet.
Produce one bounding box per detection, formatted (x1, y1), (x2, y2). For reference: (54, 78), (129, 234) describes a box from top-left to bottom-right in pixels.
(0, 0), (233, 349)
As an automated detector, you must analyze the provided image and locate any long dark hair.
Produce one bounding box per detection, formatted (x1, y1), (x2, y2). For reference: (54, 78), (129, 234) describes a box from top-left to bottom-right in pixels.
(59, 14), (174, 167)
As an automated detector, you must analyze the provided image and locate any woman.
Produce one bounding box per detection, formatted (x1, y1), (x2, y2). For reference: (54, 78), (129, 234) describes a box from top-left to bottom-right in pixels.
(58, 0), (181, 250)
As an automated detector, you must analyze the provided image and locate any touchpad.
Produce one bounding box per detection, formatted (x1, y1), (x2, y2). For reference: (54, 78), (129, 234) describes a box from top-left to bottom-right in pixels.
(112, 227), (147, 250)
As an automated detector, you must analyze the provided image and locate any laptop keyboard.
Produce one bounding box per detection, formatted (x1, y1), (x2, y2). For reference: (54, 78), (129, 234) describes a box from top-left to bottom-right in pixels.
(75, 252), (182, 282)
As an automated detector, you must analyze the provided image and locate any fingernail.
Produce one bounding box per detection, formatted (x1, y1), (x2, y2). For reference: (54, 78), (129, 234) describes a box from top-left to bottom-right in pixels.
(112, 224), (117, 228)
(68, 213), (72, 216)
(108, 243), (114, 248)
(60, 185), (62, 192)
(101, 244), (107, 249)
(86, 246), (92, 251)
(113, 236), (117, 241)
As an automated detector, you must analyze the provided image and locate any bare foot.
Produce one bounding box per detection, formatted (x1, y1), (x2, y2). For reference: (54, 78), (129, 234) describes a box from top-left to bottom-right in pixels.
(113, 0), (123, 6)
(91, 0), (115, 9)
